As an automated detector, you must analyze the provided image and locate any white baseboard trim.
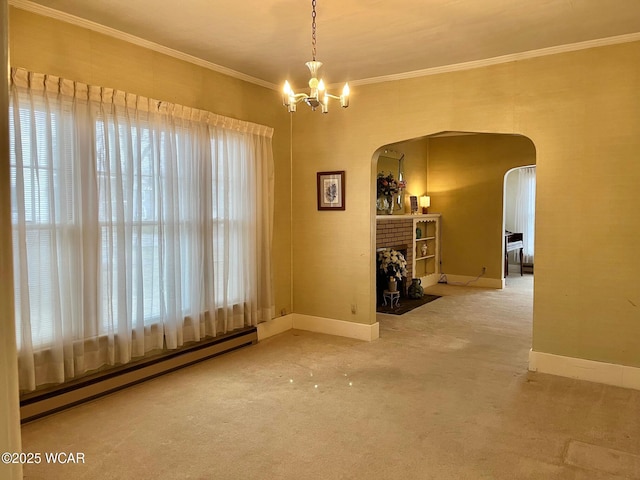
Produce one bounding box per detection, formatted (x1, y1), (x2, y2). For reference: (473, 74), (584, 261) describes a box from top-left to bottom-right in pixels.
(441, 274), (503, 289)
(293, 314), (380, 342)
(419, 274), (441, 288)
(257, 315), (293, 341)
(257, 314), (380, 342)
(528, 350), (640, 391)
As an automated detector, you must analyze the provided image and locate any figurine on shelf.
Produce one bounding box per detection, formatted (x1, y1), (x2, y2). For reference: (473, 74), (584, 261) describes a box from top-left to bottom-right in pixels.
(421, 243), (428, 257)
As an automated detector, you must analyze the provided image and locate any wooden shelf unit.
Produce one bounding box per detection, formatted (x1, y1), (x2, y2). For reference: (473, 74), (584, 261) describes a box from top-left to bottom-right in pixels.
(413, 215), (441, 287)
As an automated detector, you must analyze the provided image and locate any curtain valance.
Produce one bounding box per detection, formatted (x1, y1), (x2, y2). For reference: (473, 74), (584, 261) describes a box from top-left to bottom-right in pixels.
(10, 67), (274, 137)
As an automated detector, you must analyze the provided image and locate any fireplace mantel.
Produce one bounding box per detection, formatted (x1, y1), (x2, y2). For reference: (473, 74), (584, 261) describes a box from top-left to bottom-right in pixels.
(376, 213), (440, 220)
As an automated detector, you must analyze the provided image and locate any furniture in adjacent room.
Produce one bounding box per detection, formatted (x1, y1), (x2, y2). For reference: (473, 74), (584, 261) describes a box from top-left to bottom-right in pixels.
(504, 231), (524, 276)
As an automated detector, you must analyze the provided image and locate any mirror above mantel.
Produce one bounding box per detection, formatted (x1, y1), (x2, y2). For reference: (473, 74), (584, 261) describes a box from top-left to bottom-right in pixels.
(376, 149), (405, 214)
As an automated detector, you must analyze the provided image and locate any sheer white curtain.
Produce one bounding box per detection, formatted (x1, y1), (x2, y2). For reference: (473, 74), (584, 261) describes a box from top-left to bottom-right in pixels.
(514, 166), (536, 264)
(10, 68), (274, 392)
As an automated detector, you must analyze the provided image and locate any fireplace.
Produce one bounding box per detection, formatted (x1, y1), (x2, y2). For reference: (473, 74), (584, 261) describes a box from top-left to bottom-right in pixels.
(376, 217), (414, 303)
(376, 246), (409, 303)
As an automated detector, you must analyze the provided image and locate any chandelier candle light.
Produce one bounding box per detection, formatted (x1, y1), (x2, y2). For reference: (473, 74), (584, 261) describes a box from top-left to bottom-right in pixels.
(282, 0), (350, 113)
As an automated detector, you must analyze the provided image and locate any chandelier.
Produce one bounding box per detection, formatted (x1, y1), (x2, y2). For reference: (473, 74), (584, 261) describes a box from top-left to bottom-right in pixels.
(282, 0), (350, 113)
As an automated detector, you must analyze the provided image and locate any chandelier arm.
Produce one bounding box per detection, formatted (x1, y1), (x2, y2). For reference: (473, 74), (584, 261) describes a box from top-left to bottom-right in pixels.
(288, 92), (310, 100)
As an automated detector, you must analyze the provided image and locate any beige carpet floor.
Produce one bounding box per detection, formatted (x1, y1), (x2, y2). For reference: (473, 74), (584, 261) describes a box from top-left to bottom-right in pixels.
(20, 274), (640, 479)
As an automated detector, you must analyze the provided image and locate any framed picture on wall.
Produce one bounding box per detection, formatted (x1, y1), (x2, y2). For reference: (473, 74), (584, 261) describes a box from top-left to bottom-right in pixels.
(317, 171), (346, 210)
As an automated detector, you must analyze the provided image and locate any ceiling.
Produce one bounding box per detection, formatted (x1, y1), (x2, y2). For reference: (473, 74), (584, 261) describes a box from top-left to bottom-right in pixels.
(13, 0), (640, 89)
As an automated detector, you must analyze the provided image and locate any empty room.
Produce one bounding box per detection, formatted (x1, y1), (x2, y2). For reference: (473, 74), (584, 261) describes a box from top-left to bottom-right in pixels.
(2, 1), (640, 479)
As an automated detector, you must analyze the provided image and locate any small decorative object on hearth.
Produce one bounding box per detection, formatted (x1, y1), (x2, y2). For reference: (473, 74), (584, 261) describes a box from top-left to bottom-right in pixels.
(408, 278), (424, 299)
(378, 248), (408, 284)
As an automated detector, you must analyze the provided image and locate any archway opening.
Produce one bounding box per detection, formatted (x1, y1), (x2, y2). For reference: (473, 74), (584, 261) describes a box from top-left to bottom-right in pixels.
(503, 166), (536, 283)
(372, 131), (536, 315)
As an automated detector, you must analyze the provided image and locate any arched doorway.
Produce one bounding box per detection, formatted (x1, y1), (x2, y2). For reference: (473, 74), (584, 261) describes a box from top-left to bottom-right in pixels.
(373, 132), (536, 293)
(503, 166), (536, 281)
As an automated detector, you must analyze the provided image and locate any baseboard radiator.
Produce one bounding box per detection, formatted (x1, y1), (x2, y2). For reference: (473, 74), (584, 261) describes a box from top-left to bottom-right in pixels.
(20, 327), (257, 423)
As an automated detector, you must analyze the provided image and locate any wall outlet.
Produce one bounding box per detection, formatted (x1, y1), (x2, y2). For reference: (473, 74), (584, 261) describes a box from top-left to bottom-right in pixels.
(280, 308), (287, 316)
(351, 304), (357, 314)
(482, 266), (487, 274)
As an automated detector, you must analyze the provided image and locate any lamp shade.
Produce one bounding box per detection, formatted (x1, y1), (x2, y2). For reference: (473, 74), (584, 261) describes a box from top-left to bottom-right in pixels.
(420, 196), (431, 208)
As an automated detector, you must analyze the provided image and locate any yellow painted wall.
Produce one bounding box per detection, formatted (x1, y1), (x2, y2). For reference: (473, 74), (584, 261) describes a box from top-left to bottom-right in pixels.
(400, 139), (429, 207)
(8, 7), (293, 318)
(427, 134), (535, 279)
(292, 42), (640, 367)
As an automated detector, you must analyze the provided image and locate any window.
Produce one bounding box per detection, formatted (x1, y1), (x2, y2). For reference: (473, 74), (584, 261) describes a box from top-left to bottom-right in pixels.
(10, 101), (76, 347)
(10, 68), (274, 392)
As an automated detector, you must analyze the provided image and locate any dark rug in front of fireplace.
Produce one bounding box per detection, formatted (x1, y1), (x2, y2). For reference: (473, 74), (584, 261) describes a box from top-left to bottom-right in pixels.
(376, 294), (441, 315)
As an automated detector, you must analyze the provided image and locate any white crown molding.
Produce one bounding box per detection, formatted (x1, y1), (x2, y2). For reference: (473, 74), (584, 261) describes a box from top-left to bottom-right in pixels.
(8, 0), (278, 91)
(10, 0), (640, 91)
(346, 32), (640, 88)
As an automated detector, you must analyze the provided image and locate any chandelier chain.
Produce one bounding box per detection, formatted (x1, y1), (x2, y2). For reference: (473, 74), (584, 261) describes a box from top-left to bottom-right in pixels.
(311, 0), (317, 61)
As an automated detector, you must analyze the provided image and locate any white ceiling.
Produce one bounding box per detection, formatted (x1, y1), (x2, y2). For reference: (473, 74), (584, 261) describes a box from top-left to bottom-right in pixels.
(12, 0), (640, 89)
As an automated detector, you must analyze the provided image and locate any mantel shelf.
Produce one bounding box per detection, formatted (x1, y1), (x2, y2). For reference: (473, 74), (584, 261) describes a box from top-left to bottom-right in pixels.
(376, 213), (441, 220)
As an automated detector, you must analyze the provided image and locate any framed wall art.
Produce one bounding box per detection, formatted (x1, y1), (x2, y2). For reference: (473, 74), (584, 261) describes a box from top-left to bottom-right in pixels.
(410, 195), (418, 214)
(317, 171), (345, 210)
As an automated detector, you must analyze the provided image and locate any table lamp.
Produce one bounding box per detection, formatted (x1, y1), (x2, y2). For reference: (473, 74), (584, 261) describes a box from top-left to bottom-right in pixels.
(420, 195), (431, 214)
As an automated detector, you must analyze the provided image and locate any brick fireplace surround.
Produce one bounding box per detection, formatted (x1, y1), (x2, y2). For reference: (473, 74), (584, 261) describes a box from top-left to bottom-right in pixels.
(375, 217), (414, 289)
